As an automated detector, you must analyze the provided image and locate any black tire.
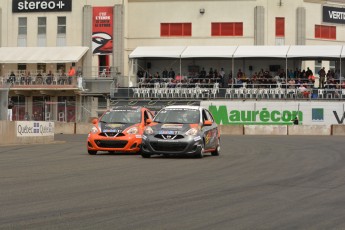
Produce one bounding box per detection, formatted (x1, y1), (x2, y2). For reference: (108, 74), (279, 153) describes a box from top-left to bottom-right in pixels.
(195, 141), (205, 158)
(88, 150), (97, 155)
(141, 152), (151, 158)
(108, 151), (115, 154)
(211, 138), (220, 156)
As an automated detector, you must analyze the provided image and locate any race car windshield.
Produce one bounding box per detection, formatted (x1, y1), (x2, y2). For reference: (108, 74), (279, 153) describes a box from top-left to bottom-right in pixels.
(154, 109), (200, 124)
(100, 110), (141, 124)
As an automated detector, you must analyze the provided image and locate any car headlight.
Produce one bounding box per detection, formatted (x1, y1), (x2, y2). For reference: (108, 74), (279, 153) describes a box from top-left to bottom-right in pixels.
(127, 127), (138, 134)
(144, 126), (153, 135)
(185, 128), (198, 136)
(90, 126), (99, 134)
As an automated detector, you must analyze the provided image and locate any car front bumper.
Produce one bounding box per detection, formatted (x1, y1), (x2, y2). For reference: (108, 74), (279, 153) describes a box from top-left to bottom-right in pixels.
(87, 133), (142, 153)
(141, 135), (202, 156)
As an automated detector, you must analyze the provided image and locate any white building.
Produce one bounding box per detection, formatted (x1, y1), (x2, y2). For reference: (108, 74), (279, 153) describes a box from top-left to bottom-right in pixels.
(0, 0), (344, 121)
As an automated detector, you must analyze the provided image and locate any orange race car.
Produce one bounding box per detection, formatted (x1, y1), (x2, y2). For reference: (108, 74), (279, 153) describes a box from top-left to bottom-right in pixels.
(87, 106), (154, 155)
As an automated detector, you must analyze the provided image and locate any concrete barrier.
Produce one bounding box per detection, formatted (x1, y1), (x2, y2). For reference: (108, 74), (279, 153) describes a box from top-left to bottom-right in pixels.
(244, 125), (288, 135)
(0, 121), (16, 145)
(76, 122), (93, 134)
(288, 125), (331, 135)
(219, 125), (244, 135)
(331, 125), (345, 136)
(54, 122), (75, 134)
(0, 121), (54, 145)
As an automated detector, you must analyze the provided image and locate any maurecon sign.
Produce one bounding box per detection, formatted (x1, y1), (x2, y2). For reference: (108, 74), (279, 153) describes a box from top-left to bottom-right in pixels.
(323, 5), (345, 24)
(12, 0), (72, 13)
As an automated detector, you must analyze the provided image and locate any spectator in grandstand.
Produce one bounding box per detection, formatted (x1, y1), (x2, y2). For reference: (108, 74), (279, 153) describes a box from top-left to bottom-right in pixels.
(8, 71), (16, 84)
(288, 78), (295, 88)
(308, 74), (315, 84)
(76, 66), (83, 77)
(293, 68), (300, 78)
(298, 84), (310, 98)
(24, 71), (32, 85)
(288, 69), (294, 79)
(24, 112), (30, 121)
(137, 69), (144, 79)
(46, 70), (54, 85)
(306, 67), (313, 78)
(153, 72), (160, 81)
(295, 78), (303, 87)
(7, 98), (14, 121)
(162, 68), (168, 78)
(219, 68), (225, 79)
(175, 73), (183, 82)
(318, 67), (326, 88)
(36, 72), (44, 85)
(168, 68), (175, 79)
(68, 66), (76, 84)
(58, 70), (67, 85)
(237, 69), (243, 79)
(200, 67), (207, 78)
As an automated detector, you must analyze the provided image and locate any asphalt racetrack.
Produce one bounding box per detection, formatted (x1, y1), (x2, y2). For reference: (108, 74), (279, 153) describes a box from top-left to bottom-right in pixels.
(1, 134), (345, 230)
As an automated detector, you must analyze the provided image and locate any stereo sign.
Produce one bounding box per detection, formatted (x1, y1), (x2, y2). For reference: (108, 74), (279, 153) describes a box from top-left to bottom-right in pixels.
(323, 6), (345, 24)
(12, 0), (72, 13)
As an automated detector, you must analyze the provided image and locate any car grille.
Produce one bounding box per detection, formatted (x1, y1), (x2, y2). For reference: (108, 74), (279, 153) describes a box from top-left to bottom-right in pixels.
(154, 134), (184, 140)
(99, 132), (125, 137)
(151, 142), (187, 152)
(95, 140), (128, 148)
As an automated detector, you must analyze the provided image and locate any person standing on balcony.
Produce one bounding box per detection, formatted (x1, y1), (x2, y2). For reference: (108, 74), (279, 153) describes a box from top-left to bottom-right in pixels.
(68, 66), (76, 85)
(7, 98), (14, 121)
(318, 67), (326, 89)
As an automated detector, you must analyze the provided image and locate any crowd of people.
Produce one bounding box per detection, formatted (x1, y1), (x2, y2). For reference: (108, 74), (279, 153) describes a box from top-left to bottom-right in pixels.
(137, 66), (344, 90)
(4, 66), (82, 86)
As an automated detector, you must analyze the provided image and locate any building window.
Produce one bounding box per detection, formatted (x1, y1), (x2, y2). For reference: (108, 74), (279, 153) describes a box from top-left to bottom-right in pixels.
(315, 25), (336, 40)
(57, 63), (66, 73)
(275, 17), (285, 37)
(18, 17), (27, 47)
(18, 64), (27, 75)
(38, 17), (46, 47)
(57, 17), (66, 46)
(211, 22), (243, 36)
(37, 63), (46, 74)
(160, 23), (192, 36)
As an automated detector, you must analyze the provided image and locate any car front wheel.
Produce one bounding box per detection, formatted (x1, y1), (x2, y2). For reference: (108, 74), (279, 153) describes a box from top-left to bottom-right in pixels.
(195, 141), (205, 158)
(211, 138), (220, 156)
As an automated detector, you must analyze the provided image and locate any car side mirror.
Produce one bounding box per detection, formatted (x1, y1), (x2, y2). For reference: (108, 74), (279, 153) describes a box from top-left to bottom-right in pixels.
(203, 120), (212, 126)
(146, 118), (152, 124)
(92, 118), (98, 124)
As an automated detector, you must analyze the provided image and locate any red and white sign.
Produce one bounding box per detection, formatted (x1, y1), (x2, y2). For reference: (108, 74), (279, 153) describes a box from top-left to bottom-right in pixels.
(92, 7), (113, 55)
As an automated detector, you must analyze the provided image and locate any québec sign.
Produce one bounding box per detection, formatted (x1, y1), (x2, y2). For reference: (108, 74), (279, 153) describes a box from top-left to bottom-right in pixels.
(12, 0), (72, 13)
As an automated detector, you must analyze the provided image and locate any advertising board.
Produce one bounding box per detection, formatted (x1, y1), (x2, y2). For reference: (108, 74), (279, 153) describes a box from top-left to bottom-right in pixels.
(201, 101), (345, 126)
(16, 121), (54, 137)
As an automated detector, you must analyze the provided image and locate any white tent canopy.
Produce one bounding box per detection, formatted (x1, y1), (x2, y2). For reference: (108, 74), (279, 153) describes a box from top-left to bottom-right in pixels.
(128, 46), (187, 59)
(180, 46), (237, 58)
(0, 46), (89, 63)
(233, 45), (290, 58)
(287, 45), (343, 59)
(130, 45), (345, 59)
